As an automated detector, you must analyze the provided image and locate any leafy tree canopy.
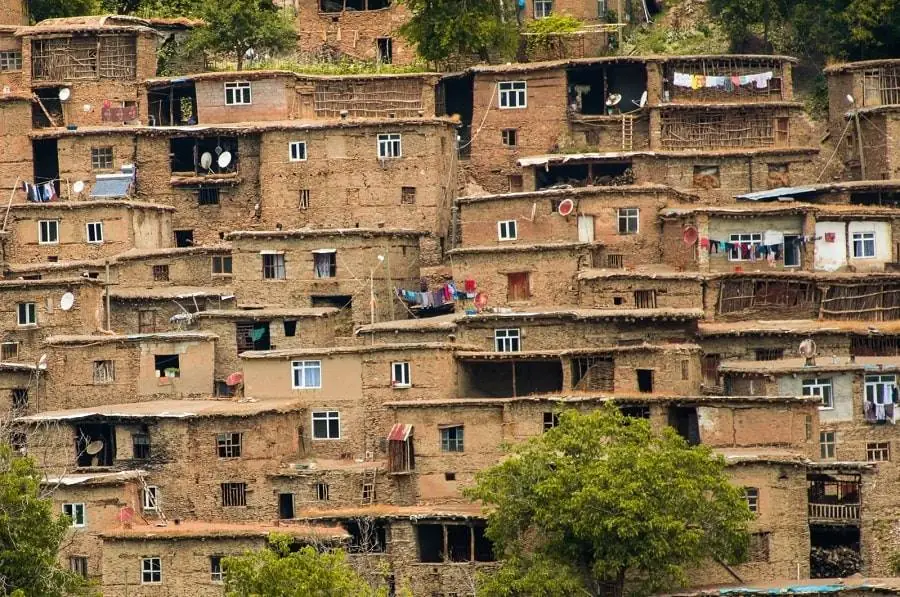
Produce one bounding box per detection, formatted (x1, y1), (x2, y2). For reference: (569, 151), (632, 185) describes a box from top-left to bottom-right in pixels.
(466, 406), (752, 597)
(99, 0), (202, 17)
(29, 0), (100, 22)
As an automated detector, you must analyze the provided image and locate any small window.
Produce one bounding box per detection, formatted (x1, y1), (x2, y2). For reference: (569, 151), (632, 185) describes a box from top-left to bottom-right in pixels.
(217, 432), (243, 458)
(867, 441), (890, 462)
(607, 254), (624, 269)
(0, 51), (22, 71)
(820, 431), (836, 459)
(506, 272), (531, 301)
(142, 486), (159, 511)
(852, 231), (876, 259)
(748, 533), (770, 562)
(494, 328), (521, 352)
(313, 252), (337, 278)
(401, 186), (416, 204)
(152, 264), (169, 281)
(392, 362), (411, 387)
(534, 0), (552, 17)
(299, 189), (310, 209)
(174, 230), (193, 247)
(362, 482), (375, 502)
(692, 165), (721, 189)
(501, 129), (518, 147)
(210, 556), (223, 583)
(139, 309), (156, 332)
(497, 220), (517, 241)
(292, 360), (322, 389)
(11, 388), (27, 409)
(440, 425), (464, 452)
(221, 482), (247, 507)
(198, 188), (220, 205)
(636, 369), (654, 393)
(91, 147), (114, 171)
(743, 487), (759, 514)
(542, 412), (559, 431)
(316, 482), (330, 501)
(92, 360), (115, 384)
(376, 37), (393, 64)
(86, 222), (104, 244)
(224, 81), (252, 105)
(16, 302), (36, 326)
(508, 174), (524, 192)
(499, 81), (527, 109)
(154, 354), (180, 378)
(289, 141), (307, 162)
(312, 411), (340, 439)
(633, 289), (657, 308)
(69, 556), (88, 579)
(803, 378), (834, 409)
(141, 557), (161, 584)
(754, 348), (783, 361)
(681, 360), (690, 381)
(132, 433), (150, 459)
(283, 320), (297, 337)
(377, 133), (402, 159)
(262, 253), (286, 280)
(444, 472), (456, 481)
(38, 220), (58, 244)
(62, 503), (86, 527)
(1, 342), (18, 360)
(212, 256), (232, 276)
(729, 233), (763, 261)
(617, 208), (639, 235)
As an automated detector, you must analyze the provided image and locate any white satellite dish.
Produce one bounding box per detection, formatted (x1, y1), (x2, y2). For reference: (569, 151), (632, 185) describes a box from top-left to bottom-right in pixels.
(199, 152), (213, 169)
(85, 440), (104, 455)
(73, 180), (85, 193)
(217, 151), (232, 169)
(846, 94), (855, 105)
(60, 292), (75, 311)
(799, 338), (817, 366)
(638, 90), (648, 107)
(58, 87), (71, 101)
(37, 353), (48, 370)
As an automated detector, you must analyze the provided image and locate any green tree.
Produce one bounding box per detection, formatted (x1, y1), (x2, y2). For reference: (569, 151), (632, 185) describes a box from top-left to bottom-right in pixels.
(187, 0), (295, 70)
(398, 0), (518, 63)
(0, 443), (87, 596)
(29, 0), (100, 22)
(100, 0), (202, 17)
(466, 406), (752, 597)
(223, 534), (387, 597)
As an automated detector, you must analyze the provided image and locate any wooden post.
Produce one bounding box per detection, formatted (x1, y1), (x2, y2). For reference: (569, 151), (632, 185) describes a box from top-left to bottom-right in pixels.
(105, 261), (112, 330)
(854, 113), (867, 179)
(2, 177), (20, 231)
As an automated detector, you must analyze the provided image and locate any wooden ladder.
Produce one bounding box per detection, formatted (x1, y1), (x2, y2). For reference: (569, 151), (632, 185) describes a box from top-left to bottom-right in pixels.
(622, 115), (635, 151)
(140, 476), (168, 526)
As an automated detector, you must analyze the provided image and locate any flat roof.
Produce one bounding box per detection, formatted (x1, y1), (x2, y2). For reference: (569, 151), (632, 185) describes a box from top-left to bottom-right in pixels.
(456, 183), (698, 205)
(7, 199), (174, 212)
(719, 358), (872, 375)
(384, 394), (816, 408)
(715, 447), (811, 466)
(196, 308), (338, 319)
(18, 397), (303, 422)
(824, 58), (900, 73)
(466, 54), (798, 75)
(241, 342), (469, 359)
(42, 470), (146, 486)
(44, 331), (218, 346)
(517, 147), (819, 167)
(297, 503), (486, 521)
(0, 277), (104, 289)
(16, 15), (157, 36)
(146, 69), (439, 85)
(448, 241), (595, 255)
(101, 521), (349, 541)
(0, 362), (38, 372)
(455, 343), (702, 360)
(110, 286), (234, 300)
(4, 245), (231, 274)
(668, 577), (900, 595)
(356, 313), (460, 334)
(698, 319), (900, 337)
(226, 227), (423, 241)
(661, 203), (900, 219)
(578, 267), (706, 281)
(463, 307), (704, 322)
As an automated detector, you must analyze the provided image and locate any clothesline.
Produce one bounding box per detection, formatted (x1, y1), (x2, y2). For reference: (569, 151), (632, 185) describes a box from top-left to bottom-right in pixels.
(672, 70), (773, 91)
(397, 278), (479, 309)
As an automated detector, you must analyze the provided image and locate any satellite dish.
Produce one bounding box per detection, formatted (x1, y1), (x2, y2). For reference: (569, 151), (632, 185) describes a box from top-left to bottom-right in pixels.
(638, 90), (648, 107)
(225, 371), (244, 386)
(682, 225), (699, 246)
(799, 338), (818, 366)
(59, 292), (75, 311)
(474, 292), (488, 310)
(846, 94), (855, 105)
(73, 180), (85, 194)
(557, 198), (575, 217)
(199, 152), (213, 169)
(82, 104), (91, 112)
(85, 440), (104, 455)
(37, 353), (48, 370)
(58, 87), (71, 101)
(606, 93), (622, 107)
(217, 151), (232, 169)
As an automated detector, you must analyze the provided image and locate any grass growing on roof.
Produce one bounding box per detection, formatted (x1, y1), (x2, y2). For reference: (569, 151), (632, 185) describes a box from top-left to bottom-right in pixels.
(213, 57), (432, 75)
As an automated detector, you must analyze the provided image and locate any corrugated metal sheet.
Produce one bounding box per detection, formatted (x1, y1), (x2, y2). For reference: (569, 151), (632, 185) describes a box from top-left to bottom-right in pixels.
(91, 174), (133, 198)
(387, 423), (413, 441)
(735, 186), (818, 201)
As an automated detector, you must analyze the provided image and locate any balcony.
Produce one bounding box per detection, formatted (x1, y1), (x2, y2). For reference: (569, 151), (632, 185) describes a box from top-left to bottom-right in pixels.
(808, 502), (860, 522)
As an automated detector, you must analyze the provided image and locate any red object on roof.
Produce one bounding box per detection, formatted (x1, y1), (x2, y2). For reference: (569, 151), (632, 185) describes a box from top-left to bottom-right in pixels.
(118, 506), (135, 522)
(682, 225), (698, 245)
(557, 198), (575, 217)
(387, 423), (413, 441)
(225, 371), (244, 386)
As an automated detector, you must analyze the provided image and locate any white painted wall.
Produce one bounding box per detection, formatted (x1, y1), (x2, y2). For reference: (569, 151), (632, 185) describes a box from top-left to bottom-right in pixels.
(814, 221), (846, 271)
(814, 220), (892, 272)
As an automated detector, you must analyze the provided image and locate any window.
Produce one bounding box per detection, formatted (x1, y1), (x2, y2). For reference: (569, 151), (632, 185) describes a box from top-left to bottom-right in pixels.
(91, 147), (113, 171)
(152, 264), (169, 281)
(283, 320), (297, 337)
(692, 165), (721, 189)
(289, 141), (307, 162)
(198, 188), (220, 205)
(299, 189), (311, 209)
(506, 272), (531, 301)
(743, 487), (759, 514)
(315, 482), (330, 501)
(138, 309), (155, 333)
(494, 328), (521, 352)
(607, 254), (624, 268)
(597, 0), (606, 17)
(220, 482), (247, 506)
(852, 231), (876, 258)
(86, 222), (103, 244)
(278, 493), (295, 519)
(498, 81), (527, 109)
(212, 256), (232, 276)
(377, 133), (402, 158)
(224, 81), (252, 105)
(534, 0), (552, 17)
(17, 302), (35, 326)
(210, 556), (223, 583)
(141, 558), (161, 584)
(501, 129), (518, 147)
(292, 360), (322, 389)
(865, 374), (896, 408)
(803, 378), (834, 409)
(617, 208), (639, 235)
(440, 425), (464, 452)
(508, 174), (524, 193)
(748, 533), (770, 562)
(867, 441), (890, 462)
(154, 354), (180, 378)
(262, 253), (286, 280)
(820, 431), (836, 460)
(392, 362), (411, 387)
(401, 186), (416, 204)
(543, 412), (559, 431)
(497, 220), (517, 241)
(217, 432), (242, 458)
(729, 233), (762, 261)
(142, 486), (159, 511)
(0, 51), (22, 71)
(633, 289), (657, 308)
(92, 360), (115, 384)
(1, 342), (18, 360)
(754, 348), (783, 361)
(11, 388), (27, 409)
(636, 369), (654, 393)
(62, 503), (86, 527)
(38, 220), (58, 244)
(362, 482), (375, 502)
(312, 411), (340, 439)
(69, 556), (88, 579)
(376, 37), (393, 64)
(313, 251), (337, 278)
(132, 433), (150, 459)
(174, 230), (193, 247)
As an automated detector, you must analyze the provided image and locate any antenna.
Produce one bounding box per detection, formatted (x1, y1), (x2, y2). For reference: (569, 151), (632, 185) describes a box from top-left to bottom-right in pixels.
(58, 87), (71, 102)
(799, 338), (817, 367)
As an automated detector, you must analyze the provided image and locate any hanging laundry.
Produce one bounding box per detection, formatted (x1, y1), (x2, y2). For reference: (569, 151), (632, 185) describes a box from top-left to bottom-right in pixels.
(763, 230), (784, 246)
(731, 75), (741, 86)
(464, 278), (477, 293)
(705, 75), (726, 88)
(672, 72), (692, 87)
(41, 182), (56, 202)
(691, 75), (706, 90)
(724, 77), (734, 92)
(754, 71), (773, 89)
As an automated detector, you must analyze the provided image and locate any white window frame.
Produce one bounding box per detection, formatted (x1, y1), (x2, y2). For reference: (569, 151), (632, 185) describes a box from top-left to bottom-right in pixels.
(391, 361), (411, 388)
(210, 556), (224, 583)
(311, 410), (341, 440)
(86, 221), (103, 244)
(291, 360), (322, 389)
(141, 557), (162, 584)
(497, 220), (517, 241)
(820, 430), (836, 460)
(289, 141), (307, 162)
(728, 233), (763, 261)
(142, 486), (159, 511)
(377, 133), (402, 159)
(494, 328), (521, 352)
(261, 252), (286, 280)
(217, 432), (243, 458)
(803, 378), (834, 410)
(17, 302), (36, 326)
(224, 81), (252, 105)
(865, 374), (896, 405)
(38, 219), (58, 245)
(63, 502), (86, 527)
(617, 208), (639, 235)
(498, 81), (527, 109)
(534, 0), (553, 18)
(743, 487), (759, 514)
(852, 231), (876, 259)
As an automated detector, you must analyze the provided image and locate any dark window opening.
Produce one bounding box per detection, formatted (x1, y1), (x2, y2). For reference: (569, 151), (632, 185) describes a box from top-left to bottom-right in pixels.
(278, 493), (294, 519)
(376, 37), (393, 64)
(345, 519), (387, 553)
(32, 139), (60, 194)
(174, 230), (194, 247)
(754, 348), (784, 361)
(236, 321), (271, 352)
(619, 404), (650, 419)
(311, 295), (354, 336)
(221, 482), (247, 507)
(851, 191), (900, 206)
(447, 525), (470, 562)
(851, 336), (900, 357)
(75, 423), (115, 467)
(154, 354), (180, 378)
(810, 525), (860, 579)
(169, 136), (238, 176)
(401, 186), (416, 204)
(445, 472), (456, 481)
(283, 320), (297, 337)
(416, 523), (494, 563)
(147, 82), (197, 127)
(636, 369), (654, 393)
(152, 264), (169, 281)
(459, 360), (563, 398)
(536, 161), (632, 190)
(572, 356), (614, 391)
(417, 524), (443, 562)
(198, 187), (220, 205)
(132, 433), (151, 459)
(542, 411), (559, 431)
(566, 64), (647, 116)
(32, 89), (63, 129)
(11, 388), (28, 410)
(668, 406), (700, 445)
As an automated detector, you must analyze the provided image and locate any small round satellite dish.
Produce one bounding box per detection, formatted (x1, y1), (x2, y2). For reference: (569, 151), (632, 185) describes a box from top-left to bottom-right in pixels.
(799, 338), (818, 358)
(225, 371), (244, 386)
(199, 152), (213, 169)
(73, 180), (85, 193)
(60, 292), (75, 311)
(846, 94), (855, 105)
(37, 353), (48, 370)
(639, 90), (648, 107)
(58, 87), (71, 101)
(82, 104), (91, 112)
(557, 198), (575, 217)
(85, 440), (104, 455)
(682, 225), (699, 246)
(217, 151), (232, 169)
(606, 93), (622, 107)
(474, 292), (488, 310)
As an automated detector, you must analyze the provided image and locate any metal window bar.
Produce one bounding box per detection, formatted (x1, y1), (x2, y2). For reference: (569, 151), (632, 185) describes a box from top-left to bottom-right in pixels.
(221, 483), (247, 506)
